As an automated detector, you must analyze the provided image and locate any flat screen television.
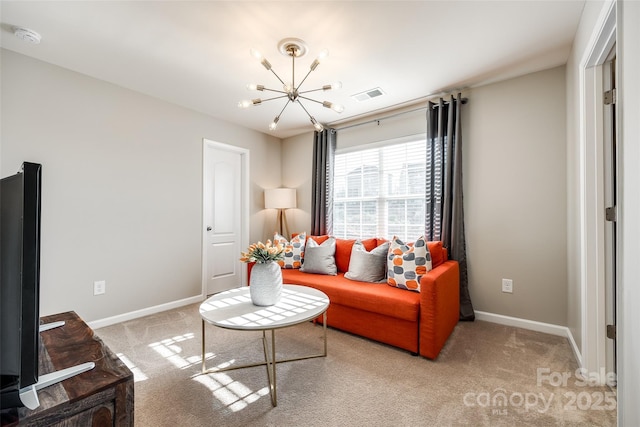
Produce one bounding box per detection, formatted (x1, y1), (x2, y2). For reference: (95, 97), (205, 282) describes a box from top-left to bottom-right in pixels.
(1, 162), (42, 410)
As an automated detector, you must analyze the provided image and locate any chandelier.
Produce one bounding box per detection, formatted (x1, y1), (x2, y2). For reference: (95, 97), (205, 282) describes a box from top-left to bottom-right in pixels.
(238, 38), (344, 132)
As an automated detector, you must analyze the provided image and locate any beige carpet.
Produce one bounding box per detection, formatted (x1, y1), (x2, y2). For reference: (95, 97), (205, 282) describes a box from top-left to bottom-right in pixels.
(96, 303), (616, 426)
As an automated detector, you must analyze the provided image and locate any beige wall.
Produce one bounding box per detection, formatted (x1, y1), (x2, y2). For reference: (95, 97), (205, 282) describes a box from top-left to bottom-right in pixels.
(465, 66), (567, 325)
(277, 131), (314, 241)
(283, 66), (568, 326)
(1, 49), (281, 322)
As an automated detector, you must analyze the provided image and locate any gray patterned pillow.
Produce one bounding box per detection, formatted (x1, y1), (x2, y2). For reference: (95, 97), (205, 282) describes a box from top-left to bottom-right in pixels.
(344, 240), (389, 283)
(300, 237), (337, 275)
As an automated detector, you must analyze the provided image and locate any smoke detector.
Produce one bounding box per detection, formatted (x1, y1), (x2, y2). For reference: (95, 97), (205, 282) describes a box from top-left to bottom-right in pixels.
(13, 27), (41, 44)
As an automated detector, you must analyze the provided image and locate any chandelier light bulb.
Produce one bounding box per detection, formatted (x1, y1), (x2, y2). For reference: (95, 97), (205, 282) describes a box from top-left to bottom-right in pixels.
(250, 48), (263, 60)
(246, 83), (264, 91)
(322, 101), (344, 113)
(317, 49), (329, 61)
(238, 99), (261, 108)
(250, 48), (272, 70)
(269, 117), (280, 131)
(331, 103), (345, 113)
(310, 49), (329, 72)
(310, 117), (324, 132)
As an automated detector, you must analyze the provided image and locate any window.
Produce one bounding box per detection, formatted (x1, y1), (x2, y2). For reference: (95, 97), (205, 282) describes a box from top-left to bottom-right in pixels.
(333, 136), (426, 241)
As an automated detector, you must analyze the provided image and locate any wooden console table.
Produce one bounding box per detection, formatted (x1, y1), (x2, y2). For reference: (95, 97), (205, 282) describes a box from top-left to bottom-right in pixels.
(0, 311), (133, 426)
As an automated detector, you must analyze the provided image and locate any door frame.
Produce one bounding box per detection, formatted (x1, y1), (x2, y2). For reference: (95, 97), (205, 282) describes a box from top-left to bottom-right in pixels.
(201, 139), (250, 296)
(579, 0), (617, 382)
(602, 54), (616, 377)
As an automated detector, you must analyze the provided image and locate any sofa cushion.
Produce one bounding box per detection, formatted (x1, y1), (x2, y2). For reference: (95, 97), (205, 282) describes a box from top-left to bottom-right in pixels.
(345, 240), (389, 283)
(427, 241), (445, 268)
(275, 232), (306, 269)
(300, 237), (337, 275)
(282, 269), (420, 322)
(307, 236), (446, 269)
(308, 234), (330, 245)
(387, 236), (432, 292)
(335, 238), (377, 273)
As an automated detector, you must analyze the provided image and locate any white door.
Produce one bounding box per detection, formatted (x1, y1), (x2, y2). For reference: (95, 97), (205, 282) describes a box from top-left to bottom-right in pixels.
(203, 140), (249, 295)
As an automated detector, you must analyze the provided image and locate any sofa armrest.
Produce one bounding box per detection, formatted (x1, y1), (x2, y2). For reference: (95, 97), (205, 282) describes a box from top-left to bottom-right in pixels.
(419, 260), (460, 359)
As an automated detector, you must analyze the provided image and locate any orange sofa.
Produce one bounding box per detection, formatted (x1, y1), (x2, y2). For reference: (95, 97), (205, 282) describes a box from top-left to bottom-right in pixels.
(252, 237), (460, 360)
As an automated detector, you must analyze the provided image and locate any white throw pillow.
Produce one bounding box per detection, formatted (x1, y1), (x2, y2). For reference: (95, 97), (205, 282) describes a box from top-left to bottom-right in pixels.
(345, 240), (389, 283)
(300, 237), (337, 275)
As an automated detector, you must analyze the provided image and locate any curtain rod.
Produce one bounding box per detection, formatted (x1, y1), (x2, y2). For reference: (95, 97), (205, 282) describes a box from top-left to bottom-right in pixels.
(334, 97), (467, 132)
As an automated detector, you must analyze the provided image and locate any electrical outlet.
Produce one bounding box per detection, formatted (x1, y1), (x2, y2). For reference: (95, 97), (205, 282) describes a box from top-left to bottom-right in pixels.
(502, 278), (513, 293)
(94, 280), (106, 295)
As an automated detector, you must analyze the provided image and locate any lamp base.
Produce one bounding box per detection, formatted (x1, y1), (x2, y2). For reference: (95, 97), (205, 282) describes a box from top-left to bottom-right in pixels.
(277, 209), (291, 239)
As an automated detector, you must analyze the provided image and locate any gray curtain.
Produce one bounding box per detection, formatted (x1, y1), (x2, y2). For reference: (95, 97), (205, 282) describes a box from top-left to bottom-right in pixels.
(311, 128), (337, 236)
(426, 94), (474, 321)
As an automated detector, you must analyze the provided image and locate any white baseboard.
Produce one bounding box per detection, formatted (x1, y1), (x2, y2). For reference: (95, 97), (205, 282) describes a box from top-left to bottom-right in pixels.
(565, 326), (583, 367)
(474, 310), (583, 365)
(88, 294), (204, 330)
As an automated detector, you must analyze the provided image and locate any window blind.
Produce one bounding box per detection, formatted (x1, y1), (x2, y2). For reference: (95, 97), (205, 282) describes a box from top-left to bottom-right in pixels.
(333, 136), (426, 241)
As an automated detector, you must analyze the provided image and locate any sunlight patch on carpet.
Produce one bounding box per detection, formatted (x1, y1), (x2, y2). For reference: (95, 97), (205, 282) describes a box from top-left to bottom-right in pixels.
(193, 374), (269, 411)
(149, 333), (204, 369)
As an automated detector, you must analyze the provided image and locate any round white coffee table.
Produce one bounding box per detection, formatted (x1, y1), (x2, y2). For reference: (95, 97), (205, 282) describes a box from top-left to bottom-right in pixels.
(199, 284), (329, 407)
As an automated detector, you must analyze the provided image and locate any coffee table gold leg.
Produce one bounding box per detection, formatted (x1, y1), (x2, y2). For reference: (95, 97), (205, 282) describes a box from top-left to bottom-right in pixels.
(271, 329), (277, 406)
(261, 330), (278, 406)
(323, 312), (327, 356)
(201, 319), (206, 374)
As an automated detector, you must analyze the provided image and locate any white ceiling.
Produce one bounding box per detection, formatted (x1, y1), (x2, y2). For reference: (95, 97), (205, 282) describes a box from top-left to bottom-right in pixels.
(0, 1), (585, 139)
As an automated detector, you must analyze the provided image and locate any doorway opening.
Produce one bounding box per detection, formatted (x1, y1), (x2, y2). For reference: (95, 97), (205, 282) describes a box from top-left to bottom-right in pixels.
(579, 0), (617, 386)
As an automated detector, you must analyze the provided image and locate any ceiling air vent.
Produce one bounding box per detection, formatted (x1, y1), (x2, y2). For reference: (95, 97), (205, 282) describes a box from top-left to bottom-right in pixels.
(352, 87), (385, 102)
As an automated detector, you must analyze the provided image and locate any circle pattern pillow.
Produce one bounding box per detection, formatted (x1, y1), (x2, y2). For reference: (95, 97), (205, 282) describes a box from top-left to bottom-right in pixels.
(387, 236), (432, 292)
(274, 232), (306, 269)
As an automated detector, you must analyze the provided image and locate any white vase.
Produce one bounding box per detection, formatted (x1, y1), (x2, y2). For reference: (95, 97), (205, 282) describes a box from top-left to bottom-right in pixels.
(250, 261), (283, 306)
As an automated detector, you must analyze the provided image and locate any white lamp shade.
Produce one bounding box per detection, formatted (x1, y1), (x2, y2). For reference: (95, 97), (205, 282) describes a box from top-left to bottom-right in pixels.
(265, 188), (296, 209)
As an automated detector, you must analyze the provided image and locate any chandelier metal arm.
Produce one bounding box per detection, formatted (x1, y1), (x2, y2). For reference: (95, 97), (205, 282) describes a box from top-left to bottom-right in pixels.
(298, 99), (324, 131)
(296, 99), (315, 120)
(297, 95), (324, 105)
(269, 68), (287, 87)
(299, 96), (344, 113)
(261, 87), (289, 95)
(298, 88), (324, 95)
(291, 53), (296, 89)
(260, 95), (290, 103)
(296, 67), (315, 92)
(275, 99), (291, 119)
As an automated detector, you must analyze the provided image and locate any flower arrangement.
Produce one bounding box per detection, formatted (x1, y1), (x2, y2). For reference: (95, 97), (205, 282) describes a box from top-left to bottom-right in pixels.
(240, 240), (285, 264)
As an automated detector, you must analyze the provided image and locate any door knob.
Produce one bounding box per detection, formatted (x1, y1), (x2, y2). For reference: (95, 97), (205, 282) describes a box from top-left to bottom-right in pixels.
(207, 226), (212, 231)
